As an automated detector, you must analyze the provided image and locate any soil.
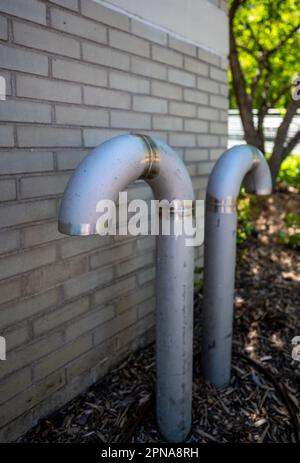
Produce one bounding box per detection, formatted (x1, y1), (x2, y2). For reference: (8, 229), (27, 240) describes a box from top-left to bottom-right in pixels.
(21, 191), (300, 443)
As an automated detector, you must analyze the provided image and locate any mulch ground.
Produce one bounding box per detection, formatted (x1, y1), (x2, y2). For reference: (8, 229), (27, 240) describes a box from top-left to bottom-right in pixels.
(22, 191), (300, 443)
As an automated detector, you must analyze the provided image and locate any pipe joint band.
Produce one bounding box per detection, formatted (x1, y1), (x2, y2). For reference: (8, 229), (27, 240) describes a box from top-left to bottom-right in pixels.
(134, 133), (160, 179)
(206, 195), (236, 214)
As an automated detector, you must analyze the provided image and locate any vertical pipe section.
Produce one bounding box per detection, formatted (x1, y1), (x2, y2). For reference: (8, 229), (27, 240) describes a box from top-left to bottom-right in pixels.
(202, 145), (272, 388)
(156, 211), (194, 442)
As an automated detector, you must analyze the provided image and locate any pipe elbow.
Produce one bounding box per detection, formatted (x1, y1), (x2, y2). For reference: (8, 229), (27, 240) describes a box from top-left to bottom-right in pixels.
(206, 145), (272, 212)
(58, 133), (194, 235)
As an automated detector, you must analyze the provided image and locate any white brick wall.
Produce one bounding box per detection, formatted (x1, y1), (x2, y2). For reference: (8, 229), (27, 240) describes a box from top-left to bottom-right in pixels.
(0, 0), (228, 442)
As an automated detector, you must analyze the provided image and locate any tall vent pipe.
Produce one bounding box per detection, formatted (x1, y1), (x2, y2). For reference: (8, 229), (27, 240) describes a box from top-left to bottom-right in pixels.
(58, 133), (195, 442)
(202, 145), (272, 388)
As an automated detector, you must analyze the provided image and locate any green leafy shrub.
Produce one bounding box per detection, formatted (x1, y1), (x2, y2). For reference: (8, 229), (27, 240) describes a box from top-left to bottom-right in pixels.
(277, 155), (300, 191)
(237, 192), (255, 246)
(278, 212), (300, 250)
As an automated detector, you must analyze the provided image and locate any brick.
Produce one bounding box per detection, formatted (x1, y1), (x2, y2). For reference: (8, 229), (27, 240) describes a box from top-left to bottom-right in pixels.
(184, 56), (208, 76)
(13, 21), (80, 59)
(0, 368), (31, 405)
(183, 88), (209, 105)
(0, 16), (8, 40)
(0, 410), (33, 443)
(3, 324), (28, 352)
(137, 297), (155, 319)
(110, 111), (151, 130)
(83, 128), (122, 147)
(133, 95), (167, 114)
(0, 100), (51, 123)
(0, 280), (21, 310)
(66, 338), (113, 381)
(84, 85), (130, 109)
(0, 151), (53, 174)
(151, 81), (182, 100)
(131, 20), (167, 45)
(49, 0), (79, 10)
(109, 29), (150, 57)
(17, 126), (82, 148)
(63, 266), (113, 299)
(185, 148), (209, 162)
(0, 126), (14, 147)
(137, 267), (155, 286)
(220, 83), (228, 97)
(210, 121), (228, 135)
(210, 94), (228, 109)
(0, 244), (56, 280)
(0, 332), (62, 378)
(20, 173), (69, 199)
(169, 133), (196, 147)
(210, 148), (223, 160)
(23, 221), (62, 248)
(197, 76), (219, 94)
(59, 234), (112, 259)
(168, 36), (197, 56)
(153, 115), (182, 131)
(90, 242), (134, 270)
(184, 119), (209, 133)
(0, 199), (56, 228)
(52, 58), (107, 87)
(169, 101), (196, 117)
(168, 68), (195, 87)
(197, 161), (215, 175)
(152, 45), (183, 67)
(34, 296), (89, 336)
(65, 305), (114, 342)
(56, 149), (88, 170)
(0, 44), (48, 75)
(82, 42), (130, 71)
(51, 8), (107, 44)
(93, 276), (136, 306)
(210, 66), (228, 82)
(116, 252), (154, 277)
(198, 106), (219, 121)
(0, 179), (16, 201)
(197, 48), (219, 66)
(0, 229), (20, 254)
(0, 0), (46, 25)
(0, 288), (58, 328)
(109, 71), (150, 94)
(93, 307), (137, 345)
(34, 334), (93, 379)
(131, 56), (167, 80)
(115, 284), (154, 314)
(55, 105), (109, 127)
(81, 0), (130, 32)
(197, 134), (219, 147)
(24, 254), (89, 296)
(0, 370), (65, 427)
(17, 75), (81, 104)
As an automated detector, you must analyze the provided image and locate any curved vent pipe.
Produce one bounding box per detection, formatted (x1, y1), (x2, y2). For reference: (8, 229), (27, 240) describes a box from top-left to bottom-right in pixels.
(202, 145), (272, 388)
(58, 134), (195, 442)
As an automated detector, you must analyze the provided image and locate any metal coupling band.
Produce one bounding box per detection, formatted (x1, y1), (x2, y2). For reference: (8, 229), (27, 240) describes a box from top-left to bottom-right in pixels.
(206, 195), (236, 213)
(134, 133), (160, 179)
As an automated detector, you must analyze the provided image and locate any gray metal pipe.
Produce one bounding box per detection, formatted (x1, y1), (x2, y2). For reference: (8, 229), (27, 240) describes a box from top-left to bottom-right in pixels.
(202, 144), (272, 388)
(58, 133), (194, 442)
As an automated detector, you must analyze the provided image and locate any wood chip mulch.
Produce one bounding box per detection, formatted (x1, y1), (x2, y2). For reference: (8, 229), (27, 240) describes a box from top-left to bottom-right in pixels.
(21, 191), (300, 443)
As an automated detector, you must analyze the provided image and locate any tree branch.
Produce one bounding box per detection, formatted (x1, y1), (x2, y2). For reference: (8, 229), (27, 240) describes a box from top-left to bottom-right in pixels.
(282, 129), (300, 158)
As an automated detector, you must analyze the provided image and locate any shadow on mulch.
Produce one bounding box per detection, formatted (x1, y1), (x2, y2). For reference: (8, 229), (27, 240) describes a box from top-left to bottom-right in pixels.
(21, 192), (300, 443)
